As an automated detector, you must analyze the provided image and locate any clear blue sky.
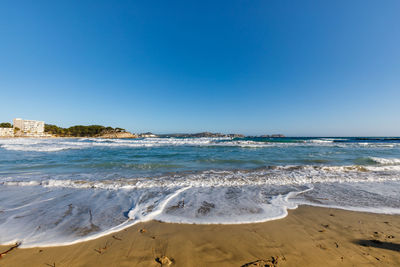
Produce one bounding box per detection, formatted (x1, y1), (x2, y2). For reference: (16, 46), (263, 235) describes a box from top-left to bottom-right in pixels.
(1, 1), (399, 136)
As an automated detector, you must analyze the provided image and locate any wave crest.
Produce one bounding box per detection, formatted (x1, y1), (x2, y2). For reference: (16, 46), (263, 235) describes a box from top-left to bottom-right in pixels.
(3, 164), (400, 190)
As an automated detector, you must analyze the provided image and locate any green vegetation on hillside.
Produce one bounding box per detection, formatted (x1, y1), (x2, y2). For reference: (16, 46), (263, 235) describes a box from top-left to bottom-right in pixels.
(0, 122), (12, 128)
(44, 124), (126, 137)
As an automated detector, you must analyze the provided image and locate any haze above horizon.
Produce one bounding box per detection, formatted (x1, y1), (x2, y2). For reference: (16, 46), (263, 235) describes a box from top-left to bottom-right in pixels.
(1, 1), (399, 136)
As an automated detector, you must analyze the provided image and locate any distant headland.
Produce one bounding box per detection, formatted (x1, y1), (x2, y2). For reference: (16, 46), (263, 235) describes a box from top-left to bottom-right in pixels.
(0, 118), (285, 138)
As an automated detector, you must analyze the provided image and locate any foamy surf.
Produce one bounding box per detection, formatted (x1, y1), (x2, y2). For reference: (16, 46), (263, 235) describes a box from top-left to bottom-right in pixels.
(368, 156), (400, 165)
(3, 164), (400, 190)
(1, 137), (399, 152)
(1, 137), (400, 247)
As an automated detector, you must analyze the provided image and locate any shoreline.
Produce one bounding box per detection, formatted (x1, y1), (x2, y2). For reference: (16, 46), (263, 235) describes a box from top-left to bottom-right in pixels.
(1, 205), (399, 266)
(0, 136), (137, 139)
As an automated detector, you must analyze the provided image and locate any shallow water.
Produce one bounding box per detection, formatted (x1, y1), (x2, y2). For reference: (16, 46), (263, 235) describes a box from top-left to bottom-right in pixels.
(1, 137), (400, 247)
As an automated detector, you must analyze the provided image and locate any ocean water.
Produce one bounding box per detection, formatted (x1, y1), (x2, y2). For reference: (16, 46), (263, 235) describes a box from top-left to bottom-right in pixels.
(1, 137), (400, 247)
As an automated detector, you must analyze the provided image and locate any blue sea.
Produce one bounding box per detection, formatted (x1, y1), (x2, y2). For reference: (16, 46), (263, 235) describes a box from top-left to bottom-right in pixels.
(1, 137), (400, 247)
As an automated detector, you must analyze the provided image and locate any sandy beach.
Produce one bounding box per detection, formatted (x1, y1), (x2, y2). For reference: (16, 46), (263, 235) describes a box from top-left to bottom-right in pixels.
(2, 0), (400, 265)
(0, 206), (399, 266)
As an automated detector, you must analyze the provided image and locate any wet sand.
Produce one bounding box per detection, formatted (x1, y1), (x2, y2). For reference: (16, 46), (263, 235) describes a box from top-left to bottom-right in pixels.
(1, 206), (400, 266)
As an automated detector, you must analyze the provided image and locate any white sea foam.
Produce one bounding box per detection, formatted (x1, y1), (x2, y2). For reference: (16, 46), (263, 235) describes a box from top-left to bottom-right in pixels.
(1, 137), (400, 247)
(1, 164), (400, 247)
(3, 137), (397, 152)
(308, 139), (334, 143)
(3, 164), (400, 191)
(368, 157), (400, 165)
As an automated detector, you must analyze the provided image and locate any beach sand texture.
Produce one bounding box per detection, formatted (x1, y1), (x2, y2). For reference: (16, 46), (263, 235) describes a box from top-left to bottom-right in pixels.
(0, 206), (399, 266)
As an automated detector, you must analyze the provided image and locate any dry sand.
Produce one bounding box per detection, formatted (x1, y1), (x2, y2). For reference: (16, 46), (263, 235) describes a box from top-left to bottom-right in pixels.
(1, 206), (399, 266)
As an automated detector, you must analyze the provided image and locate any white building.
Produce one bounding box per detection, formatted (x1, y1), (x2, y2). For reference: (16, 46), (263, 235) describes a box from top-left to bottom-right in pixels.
(0, 127), (14, 137)
(13, 118), (45, 137)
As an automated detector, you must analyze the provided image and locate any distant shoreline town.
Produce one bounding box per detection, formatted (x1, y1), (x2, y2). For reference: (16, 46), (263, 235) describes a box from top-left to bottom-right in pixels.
(0, 118), (51, 138)
(0, 118), (285, 139)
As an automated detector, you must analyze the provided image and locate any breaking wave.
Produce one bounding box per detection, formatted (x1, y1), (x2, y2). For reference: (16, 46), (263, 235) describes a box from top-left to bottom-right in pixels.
(3, 164), (400, 190)
(1, 137), (400, 247)
(368, 157), (400, 165)
(1, 137), (399, 152)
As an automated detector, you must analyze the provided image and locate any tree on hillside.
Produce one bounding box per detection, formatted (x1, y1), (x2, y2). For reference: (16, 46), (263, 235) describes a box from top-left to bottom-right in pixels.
(44, 124), (126, 137)
(0, 122), (12, 128)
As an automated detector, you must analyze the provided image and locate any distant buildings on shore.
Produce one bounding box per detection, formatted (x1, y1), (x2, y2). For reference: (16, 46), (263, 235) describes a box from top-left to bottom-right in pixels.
(0, 127), (14, 137)
(0, 118), (285, 139)
(0, 118), (48, 137)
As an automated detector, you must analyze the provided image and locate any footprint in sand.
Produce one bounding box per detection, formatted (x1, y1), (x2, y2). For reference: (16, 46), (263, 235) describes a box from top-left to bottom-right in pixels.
(241, 256), (280, 267)
(112, 235), (122, 241)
